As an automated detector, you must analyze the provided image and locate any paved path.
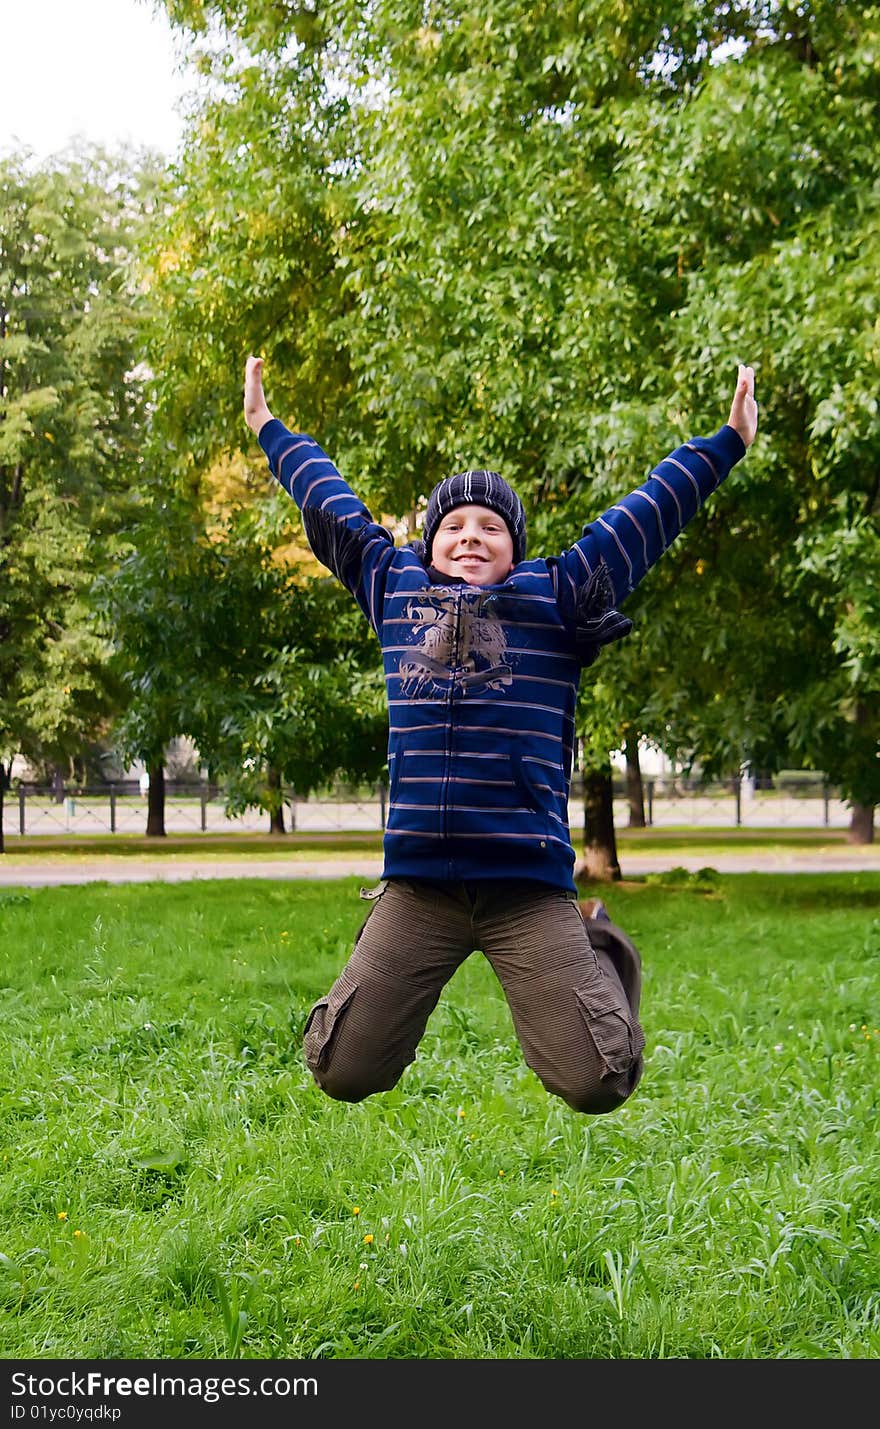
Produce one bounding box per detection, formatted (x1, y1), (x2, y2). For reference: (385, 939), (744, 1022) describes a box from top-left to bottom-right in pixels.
(0, 858), (385, 887)
(1, 848), (879, 887)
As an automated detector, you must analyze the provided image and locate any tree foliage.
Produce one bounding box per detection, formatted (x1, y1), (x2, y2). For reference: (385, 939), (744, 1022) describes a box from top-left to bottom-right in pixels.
(98, 499), (387, 821)
(0, 150), (150, 844)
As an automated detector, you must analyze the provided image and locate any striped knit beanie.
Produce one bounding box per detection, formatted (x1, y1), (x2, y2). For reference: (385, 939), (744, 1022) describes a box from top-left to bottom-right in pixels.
(422, 470), (527, 565)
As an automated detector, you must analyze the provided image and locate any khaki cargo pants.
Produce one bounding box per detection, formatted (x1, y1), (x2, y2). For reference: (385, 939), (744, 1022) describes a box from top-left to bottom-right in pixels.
(303, 878), (645, 1115)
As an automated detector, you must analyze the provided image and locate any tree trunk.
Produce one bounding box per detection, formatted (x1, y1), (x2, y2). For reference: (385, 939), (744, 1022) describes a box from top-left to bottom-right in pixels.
(580, 766), (621, 882)
(0, 761), (6, 854)
(51, 764), (65, 804)
(146, 760), (166, 837)
(267, 765), (286, 835)
(847, 803), (874, 845)
(625, 732), (646, 828)
(846, 698), (875, 843)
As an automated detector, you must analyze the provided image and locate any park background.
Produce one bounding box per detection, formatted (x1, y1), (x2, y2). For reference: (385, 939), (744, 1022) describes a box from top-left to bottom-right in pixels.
(1, 0), (879, 1365)
(1, 0), (878, 869)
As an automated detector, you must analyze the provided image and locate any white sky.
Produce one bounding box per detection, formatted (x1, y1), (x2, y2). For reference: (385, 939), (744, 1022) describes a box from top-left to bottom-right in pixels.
(0, 0), (194, 162)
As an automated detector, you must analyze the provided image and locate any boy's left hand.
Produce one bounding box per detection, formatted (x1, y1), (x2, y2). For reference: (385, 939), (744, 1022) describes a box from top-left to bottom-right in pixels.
(728, 364), (758, 449)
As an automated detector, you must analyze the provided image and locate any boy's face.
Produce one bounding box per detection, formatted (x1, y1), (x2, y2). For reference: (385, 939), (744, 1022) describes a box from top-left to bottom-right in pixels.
(430, 504), (515, 586)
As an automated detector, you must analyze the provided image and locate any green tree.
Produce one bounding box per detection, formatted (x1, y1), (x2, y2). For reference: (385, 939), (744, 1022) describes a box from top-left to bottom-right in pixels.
(618, 1), (880, 839)
(0, 150), (149, 851)
(99, 500), (386, 835)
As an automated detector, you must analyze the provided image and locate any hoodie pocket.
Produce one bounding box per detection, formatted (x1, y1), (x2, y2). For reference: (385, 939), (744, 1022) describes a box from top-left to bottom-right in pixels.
(512, 750), (562, 831)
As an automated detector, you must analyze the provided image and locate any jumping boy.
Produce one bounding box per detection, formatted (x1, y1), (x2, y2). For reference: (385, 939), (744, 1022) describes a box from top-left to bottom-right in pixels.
(244, 355), (758, 1114)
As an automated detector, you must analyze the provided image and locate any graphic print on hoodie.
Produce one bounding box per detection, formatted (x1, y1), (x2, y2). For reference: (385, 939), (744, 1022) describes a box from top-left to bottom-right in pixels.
(398, 591), (515, 698)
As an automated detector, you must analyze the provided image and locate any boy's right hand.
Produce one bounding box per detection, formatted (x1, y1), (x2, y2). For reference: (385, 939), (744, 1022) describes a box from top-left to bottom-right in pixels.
(244, 355), (273, 436)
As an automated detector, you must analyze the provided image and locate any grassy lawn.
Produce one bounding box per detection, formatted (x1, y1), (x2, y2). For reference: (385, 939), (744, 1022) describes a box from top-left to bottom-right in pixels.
(0, 872), (878, 1359)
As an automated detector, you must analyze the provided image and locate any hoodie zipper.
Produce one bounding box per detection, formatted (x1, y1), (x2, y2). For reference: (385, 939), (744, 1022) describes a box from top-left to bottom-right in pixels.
(440, 586), (464, 872)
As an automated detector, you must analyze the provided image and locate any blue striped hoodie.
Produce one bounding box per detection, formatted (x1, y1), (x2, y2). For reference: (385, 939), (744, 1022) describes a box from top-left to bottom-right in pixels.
(259, 419), (746, 892)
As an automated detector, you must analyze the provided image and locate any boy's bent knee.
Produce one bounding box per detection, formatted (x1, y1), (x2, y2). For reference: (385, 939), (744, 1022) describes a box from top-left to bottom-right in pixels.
(302, 982), (414, 1103)
(309, 1065), (402, 1104)
(557, 1057), (644, 1116)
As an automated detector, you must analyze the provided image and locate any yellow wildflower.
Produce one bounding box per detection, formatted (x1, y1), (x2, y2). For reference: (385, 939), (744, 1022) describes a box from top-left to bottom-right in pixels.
(58, 1211), (68, 1221)
(363, 1233), (374, 1244)
(73, 1230), (84, 1239)
(352, 1206), (360, 1215)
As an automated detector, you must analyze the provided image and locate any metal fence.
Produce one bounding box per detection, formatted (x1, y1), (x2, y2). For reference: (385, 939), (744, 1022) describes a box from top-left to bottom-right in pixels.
(1, 775), (854, 838)
(2, 782), (386, 838)
(626, 777), (850, 830)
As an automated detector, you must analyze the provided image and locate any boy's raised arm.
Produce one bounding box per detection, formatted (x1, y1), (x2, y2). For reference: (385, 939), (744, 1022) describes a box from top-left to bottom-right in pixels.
(242, 356), (395, 634)
(244, 355), (274, 437)
(554, 364), (759, 609)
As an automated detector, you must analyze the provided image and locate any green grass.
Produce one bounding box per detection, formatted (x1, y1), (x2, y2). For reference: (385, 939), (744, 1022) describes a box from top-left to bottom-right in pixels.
(0, 873), (878, 1359)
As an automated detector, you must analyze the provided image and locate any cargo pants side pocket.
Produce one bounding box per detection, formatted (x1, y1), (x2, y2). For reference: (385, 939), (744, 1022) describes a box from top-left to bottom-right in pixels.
(302, 881), (389, 1077)
(574, 970), (645, 1079)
